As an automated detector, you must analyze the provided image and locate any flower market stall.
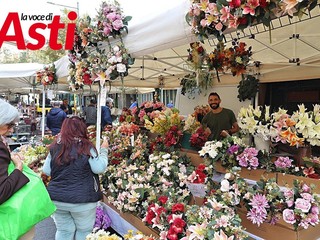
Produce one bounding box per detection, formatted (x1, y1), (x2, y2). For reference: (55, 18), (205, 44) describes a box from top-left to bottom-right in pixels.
(2, 0), (320, 238)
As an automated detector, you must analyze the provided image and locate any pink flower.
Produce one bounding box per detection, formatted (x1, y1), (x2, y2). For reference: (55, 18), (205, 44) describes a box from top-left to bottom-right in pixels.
(311, 205), (319, 215)
(274, 156), (293, 168)
(302, 184), (311, 193)
(283, 209), (296, 224)
(242, 0), (260, 16)
(301, 193), (313, 202)
(295, 198), (311, 213)
(247, 207), (268, 226)
(286, 200), (294, 208)
(112, 19), (124, 31)
(106, 12), (117, 21)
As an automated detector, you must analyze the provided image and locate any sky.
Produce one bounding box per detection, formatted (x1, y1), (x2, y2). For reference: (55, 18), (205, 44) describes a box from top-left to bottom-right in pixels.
(0, 0), (178, 51)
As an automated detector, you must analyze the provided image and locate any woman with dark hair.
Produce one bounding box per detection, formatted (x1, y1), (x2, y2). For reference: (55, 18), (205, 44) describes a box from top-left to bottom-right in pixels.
(43, 116), (109, 240)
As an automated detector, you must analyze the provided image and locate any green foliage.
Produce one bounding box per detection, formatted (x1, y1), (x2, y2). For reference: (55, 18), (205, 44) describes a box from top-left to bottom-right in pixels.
(237, 75), (259, 102)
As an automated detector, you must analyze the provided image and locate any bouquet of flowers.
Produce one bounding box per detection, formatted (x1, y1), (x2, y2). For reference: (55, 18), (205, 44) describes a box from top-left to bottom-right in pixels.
(238, 105), (272, 140)
(213, 167), (248, 207)
(189, 125), (211, 148)
(94, 203), (112, 230)
(124, 230), (156, 240)
(282, 180), (320, 230)
(86, 229), (121, 240)
(119, 107), (136, 123)
(186, 0), (317, 41)
(183, 114), (200, 134)
(184, 194), (248, 239)
(243, 178), (284, 226)
(193, 105), (210, 122)
(93, 1), (132, 40)
(199, 136), (245, 170)
(36, 63), (58, 86)
(118, 122), (140, 136)
(270, 104), (320, 147)
(145, 108), (184, 148)
(143, 194), (189, 240)
(236, 147), (260, 170)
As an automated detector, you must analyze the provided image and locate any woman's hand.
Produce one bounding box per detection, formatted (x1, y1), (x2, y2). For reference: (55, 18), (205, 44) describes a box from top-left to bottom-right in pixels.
(11, 153), (24, 171)
(101, 137), (109, 149)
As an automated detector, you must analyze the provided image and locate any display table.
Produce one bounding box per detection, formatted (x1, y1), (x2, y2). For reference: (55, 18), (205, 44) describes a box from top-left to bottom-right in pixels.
(238, 209), (320, 240)
(102, 196), (159, 238)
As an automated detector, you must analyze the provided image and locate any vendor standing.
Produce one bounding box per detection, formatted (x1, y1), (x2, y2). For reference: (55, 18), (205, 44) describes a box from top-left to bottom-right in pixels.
(60, 99), (72, 115)
(201, 92), (239, 140)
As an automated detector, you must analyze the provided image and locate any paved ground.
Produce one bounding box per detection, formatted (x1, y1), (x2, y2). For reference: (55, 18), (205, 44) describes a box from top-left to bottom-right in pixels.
(33, 217), (56, 240)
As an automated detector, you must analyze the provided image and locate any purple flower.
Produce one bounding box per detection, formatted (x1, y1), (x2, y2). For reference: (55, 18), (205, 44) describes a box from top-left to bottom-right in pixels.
(94, 205), (112, 229)
(311, 205), (319, 215)
(227, 144), (239, 155)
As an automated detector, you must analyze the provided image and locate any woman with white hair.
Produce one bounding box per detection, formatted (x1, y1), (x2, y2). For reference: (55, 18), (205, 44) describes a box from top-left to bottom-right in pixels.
(0, 99), (33, 239)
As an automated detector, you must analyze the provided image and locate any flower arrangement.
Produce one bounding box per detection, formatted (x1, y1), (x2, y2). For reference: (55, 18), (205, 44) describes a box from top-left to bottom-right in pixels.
(193, 104), (210, 122)
(270, 104), (320, 147)
(124, 230), (156, 240)
(86, 229), (121, 240)
(143, 194), (189, 240)
(303, 156), (320, 179)
(199, 136), (245, 168)
(236, 147), (260, 170)
(145, 108), (184, 148)
(181, 40), (252, 96)
(187, 164), (208, 184)
(119, 107), (136, 123)
(282, 180), (320, 230)
(238, 105), (272, 140)
(36, 63), (58, 86)
(184, 194), (248, 239)
(274, 156), (294, 174)
(189, 125), (211, 148)
(93, 0), (132, 40)
(137, 101), (165, 124)
(183, 115), (201, 134)
(67, 1), (134, 91)
(213, 167), (249, 207)
(118, 122), (140, 136)
(186, 0), (318, 41)
(243, 178), (284, 226)
(94, 203), (112, 230)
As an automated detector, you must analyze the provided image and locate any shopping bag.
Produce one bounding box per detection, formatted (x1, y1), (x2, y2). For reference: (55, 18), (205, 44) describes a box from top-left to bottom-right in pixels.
(0, 162), (56, 240)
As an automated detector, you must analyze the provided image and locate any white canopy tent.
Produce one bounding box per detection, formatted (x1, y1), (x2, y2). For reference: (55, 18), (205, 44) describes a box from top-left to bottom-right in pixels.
(50, 0), (320, 90)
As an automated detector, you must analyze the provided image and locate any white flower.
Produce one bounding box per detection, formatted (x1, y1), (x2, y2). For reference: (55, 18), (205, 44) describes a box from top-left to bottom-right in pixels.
(116, 63), (126, 73)
(220, 179), (230, 192)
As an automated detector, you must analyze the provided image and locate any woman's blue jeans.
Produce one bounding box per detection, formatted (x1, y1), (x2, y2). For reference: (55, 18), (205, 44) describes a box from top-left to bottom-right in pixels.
(52, 207), (96, 240)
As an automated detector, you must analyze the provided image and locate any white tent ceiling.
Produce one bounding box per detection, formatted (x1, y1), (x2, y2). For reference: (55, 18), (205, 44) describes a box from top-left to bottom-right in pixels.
(1, 0), (320, 92)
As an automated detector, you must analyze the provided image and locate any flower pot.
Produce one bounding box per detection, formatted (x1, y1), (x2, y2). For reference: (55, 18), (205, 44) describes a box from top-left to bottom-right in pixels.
(293, 145), (312, 167)
(254, 135), (270, 152)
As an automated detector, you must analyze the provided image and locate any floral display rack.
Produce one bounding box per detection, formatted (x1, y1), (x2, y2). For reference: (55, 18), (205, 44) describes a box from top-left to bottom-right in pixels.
(238, 209), (320, 240)
(181, 149), (320, 239)
(102, 195), (160, 238)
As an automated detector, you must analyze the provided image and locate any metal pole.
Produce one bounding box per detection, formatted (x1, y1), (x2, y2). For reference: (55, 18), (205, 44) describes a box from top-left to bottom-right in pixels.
(96, 87), (102, 153)
(41, 85), (46, 138)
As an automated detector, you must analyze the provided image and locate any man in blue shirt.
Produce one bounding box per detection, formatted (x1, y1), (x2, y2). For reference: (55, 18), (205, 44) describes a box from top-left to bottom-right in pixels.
(129, 98), (137, 109)
(101, 98), (113, 129)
